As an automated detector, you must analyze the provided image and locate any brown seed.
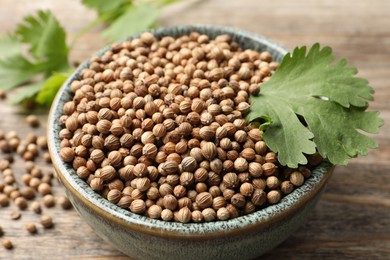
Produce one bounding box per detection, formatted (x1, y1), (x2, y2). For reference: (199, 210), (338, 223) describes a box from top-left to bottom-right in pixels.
(234, 130), (247, 143)
(251, 189), (266, 206)
(133, 163), (149, 177)
(267, 190), (282, 204)
(0, 194), (10, 207)
(30, 201), (41, 214)
(90, 177), (103, 191)
(202, 208), (216, 222)
(130, 199), (146, 214)
(43, 194), (55, 208)
(2, 239), (13, 249)
(40, 215), (53, 228)
(0, 90), (7, 99)
(147, 205), (162, 219)
(163, 194), (178, 211)
(244, 201), (256, 214)
(136, 177), (151, 192)
(234, 158), (248, 172)
(11, 210), (21, 220)
(201, 142), (217, 160)
(212, 196), (226, 210)
(58, 196), (72, 209)
(240, 183), (254, 197)
(38, 183), (52, 196)
(161, 209), (173, 221)
(248, 162), (263, 177)
(195, 192), (213, 209)
(290, 171), (305, 187)
(37, 136), (48, 149)
(100, 165), (117, 181)
(117, 195), (132, 208)
(15, 197), (28, 210)
(191, 210), (203, 223)
(266, 176), (280, 190)
(223, 172), (239, 189)
(216, 207), (230, 221)
(25, 222), (37, 234)
(175, 207), (191, 223)
(280, 181), (294, 194)
(181, 156), (197, 172)
(262, 162), (276, 176)
(26, 115), (40, 127)
(241, 148), (256, 161)
(60, 147), (75, 162)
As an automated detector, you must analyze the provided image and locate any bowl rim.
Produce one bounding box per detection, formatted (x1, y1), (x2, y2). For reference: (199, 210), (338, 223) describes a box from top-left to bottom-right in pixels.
(48, 24), (334, 239)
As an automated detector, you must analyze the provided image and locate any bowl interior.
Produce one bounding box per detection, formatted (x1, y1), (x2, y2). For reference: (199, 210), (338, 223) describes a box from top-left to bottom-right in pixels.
(48, 25), (333, 237)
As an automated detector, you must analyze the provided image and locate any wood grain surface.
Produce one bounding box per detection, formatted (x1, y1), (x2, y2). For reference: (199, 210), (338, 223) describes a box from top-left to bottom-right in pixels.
(0, 0), (389, 259)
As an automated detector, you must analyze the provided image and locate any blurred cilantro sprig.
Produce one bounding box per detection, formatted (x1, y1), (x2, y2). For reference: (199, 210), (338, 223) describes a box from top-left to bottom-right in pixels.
(0, 0), (178, 107)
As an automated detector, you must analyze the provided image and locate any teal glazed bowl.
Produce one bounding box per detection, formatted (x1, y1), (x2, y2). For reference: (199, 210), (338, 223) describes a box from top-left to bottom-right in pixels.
(48, 25), (334, 260)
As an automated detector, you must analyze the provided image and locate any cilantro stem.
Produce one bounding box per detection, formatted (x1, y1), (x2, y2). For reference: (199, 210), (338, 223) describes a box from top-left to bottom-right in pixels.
(69, 17), (106, 49)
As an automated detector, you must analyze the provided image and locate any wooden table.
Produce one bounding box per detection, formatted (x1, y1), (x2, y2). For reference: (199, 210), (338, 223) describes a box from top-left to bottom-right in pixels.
(0, 0), (389, 259)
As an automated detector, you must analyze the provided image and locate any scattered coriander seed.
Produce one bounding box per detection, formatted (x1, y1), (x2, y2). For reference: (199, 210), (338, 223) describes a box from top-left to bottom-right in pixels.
(0, 194), (9, 207)
(10, 210), (21, 220)
(30, 201), (41, 214)
(38, 183), (52, 196)
(58, 196), (72, 210)
(0, 90), (6, 99)
(26, 115), (40, 127)
(40, 215), (53, 228)
(25, 222), (37, 234)
(43, 194), (55, 208)
(42, 152), (52, 163)
(2, 239), (13, 249)
(20, 186), (35, 200)
(14, 197), (28, 210)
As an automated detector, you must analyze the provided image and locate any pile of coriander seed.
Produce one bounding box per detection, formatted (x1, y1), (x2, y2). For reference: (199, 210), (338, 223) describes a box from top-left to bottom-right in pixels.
(59, 31), (318, 223)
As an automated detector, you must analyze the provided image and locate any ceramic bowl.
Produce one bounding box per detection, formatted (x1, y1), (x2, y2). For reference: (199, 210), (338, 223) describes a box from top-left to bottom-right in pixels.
(48, 25), (334, 260)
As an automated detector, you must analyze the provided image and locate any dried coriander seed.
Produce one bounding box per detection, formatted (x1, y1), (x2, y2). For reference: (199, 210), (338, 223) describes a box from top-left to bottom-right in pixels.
(2, 239), (13, 249)
(26, 115), (40, 127)
(25, 222), (37, 234)
(10, 210), (21, 220)
(14, 197), (28, 210)
(43, 194), (55, 208)
(30, 201), (41, 214)
(40, 215), (53, 228)
(58, 196), (72, 209)
(0, 194), (9, 207)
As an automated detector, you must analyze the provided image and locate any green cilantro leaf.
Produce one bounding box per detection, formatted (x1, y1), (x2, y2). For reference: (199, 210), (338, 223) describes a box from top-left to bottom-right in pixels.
(35, 72), (70, 106)
(15, 10), (69, 73)
(102, 3), (159, 41)
(9, 83), (43, 105)
(0, 9), (70, 107)
(0, 54), (40, 90)
(247, 43), (384, 168)
(0, 35), (23, 60)
(81, 0), (131, 22)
